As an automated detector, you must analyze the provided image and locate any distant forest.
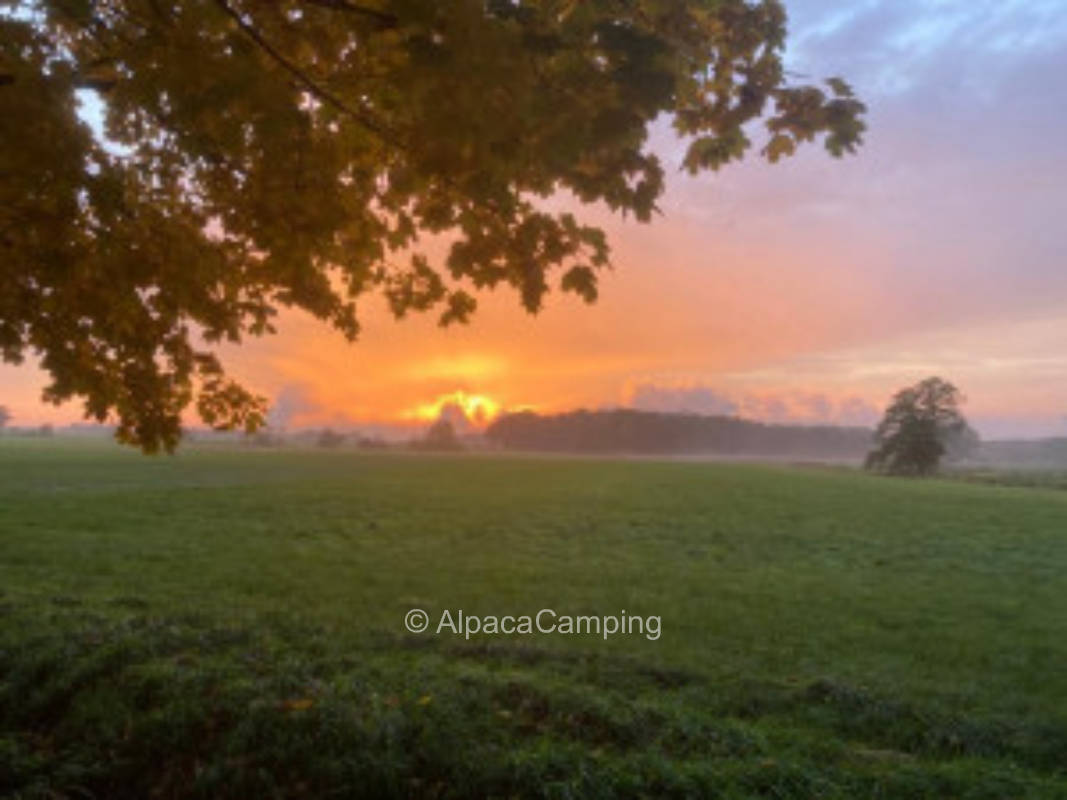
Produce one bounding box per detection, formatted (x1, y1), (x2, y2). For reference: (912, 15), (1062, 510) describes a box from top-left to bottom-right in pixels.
(974, 438), (1067, 468)
(485, 410), (873, 460)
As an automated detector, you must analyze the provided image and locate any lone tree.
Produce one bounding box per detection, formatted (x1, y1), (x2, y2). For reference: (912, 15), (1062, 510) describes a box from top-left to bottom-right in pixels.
(0, 405), (9, 429)
(2, 1), (865, 452)
(865, 377), (974, 477)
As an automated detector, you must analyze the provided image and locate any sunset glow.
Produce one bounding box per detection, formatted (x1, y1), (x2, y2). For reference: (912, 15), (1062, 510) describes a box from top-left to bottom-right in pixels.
(403, 391), (502, 427)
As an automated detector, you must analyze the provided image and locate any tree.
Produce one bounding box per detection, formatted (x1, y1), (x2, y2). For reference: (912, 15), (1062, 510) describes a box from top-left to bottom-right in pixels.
(865, 377), (974, 477)
(0, 405), (9, 429)
(417, 418), (462, 451)
(316, 427), (346, 448)
(2, 1), (866, 452)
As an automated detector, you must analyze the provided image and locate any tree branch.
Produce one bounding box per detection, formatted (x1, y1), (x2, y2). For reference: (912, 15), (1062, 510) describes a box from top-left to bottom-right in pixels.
(73, 75), (119, 92)
(297, 0), (398, 28)
(212, 0), (516, 235)
(212, 0), (394, 142)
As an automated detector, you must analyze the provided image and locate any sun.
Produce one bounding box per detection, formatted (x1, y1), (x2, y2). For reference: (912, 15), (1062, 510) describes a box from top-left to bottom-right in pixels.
(404, 391), (501, 426)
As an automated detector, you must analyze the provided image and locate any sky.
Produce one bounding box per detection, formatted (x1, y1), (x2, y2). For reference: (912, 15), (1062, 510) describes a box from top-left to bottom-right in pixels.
(3, 0), (1067, 439)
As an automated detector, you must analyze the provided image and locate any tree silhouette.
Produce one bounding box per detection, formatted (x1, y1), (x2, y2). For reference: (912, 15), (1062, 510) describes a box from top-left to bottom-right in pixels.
(487, 408), (873, 458)
(316, 428), (346, 449)
(2, 1), (865, 451)
(865, 377), (973, 477)
(0, 406), (10, 429)
(419, 419), (462, 452)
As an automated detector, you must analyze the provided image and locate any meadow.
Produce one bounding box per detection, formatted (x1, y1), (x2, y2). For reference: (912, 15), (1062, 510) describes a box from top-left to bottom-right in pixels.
(1, 439), (1066, 798)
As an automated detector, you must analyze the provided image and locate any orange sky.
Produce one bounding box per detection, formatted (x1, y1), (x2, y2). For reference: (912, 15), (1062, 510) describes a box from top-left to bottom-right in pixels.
(3, 1), (1067, 439)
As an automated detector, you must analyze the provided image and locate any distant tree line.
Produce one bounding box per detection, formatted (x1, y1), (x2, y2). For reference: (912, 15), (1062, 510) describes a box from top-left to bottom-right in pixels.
(0, 407), (55, 438)
(975, 437), (1067, 468)
(486, 409), (872, 459)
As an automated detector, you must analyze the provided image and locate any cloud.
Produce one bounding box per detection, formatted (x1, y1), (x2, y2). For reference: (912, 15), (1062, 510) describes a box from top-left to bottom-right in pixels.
(628, 383), (738, 416)
(266, 384), (324, 431)
(266, 383), (389, 432)
(738, 392), (878, 426)
(626, 382), (880, 427)
(839, 396), (882, 426)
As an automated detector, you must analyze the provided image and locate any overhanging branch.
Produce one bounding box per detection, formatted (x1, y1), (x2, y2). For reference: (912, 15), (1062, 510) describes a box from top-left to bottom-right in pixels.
(298, 0), (398, 28)
(212, 0), (395, 142)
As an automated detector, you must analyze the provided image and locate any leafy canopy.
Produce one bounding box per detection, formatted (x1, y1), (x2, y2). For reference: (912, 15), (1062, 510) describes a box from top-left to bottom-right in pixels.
(1, 0), (866, 451)
(865, 377), (973, 477)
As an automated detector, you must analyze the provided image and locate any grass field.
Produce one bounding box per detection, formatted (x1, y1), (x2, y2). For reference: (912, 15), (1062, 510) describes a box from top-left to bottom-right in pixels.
(2, 439), (1066, 798)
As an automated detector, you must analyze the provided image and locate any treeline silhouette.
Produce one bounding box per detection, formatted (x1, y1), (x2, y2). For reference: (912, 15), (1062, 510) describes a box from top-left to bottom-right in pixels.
(486, 410), (873, 459)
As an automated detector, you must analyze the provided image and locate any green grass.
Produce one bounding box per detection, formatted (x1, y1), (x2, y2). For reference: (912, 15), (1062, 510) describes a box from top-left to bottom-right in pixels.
(2, 439), (1066, 798)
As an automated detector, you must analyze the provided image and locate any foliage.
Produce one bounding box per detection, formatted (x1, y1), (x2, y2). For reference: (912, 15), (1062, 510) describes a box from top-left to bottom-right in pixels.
(865, 377), (974, 477)
(2, 1), (865, 451)
(487, 408), (872, 457)
(415, 417), (463, 451)
(0, 405), (9, 428)
(316, 427), (346, 448)
(1, 443), (1066, 796)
